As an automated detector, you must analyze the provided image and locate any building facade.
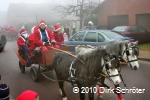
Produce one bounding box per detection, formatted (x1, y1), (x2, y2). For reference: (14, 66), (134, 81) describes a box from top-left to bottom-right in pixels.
(95, 0), (150, 30)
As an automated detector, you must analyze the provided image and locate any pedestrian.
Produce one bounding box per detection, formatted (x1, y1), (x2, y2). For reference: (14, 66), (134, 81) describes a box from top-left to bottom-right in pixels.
(72, 21), (76, 35)
(16, 90), (39, 100)
(0, 83), (10, 100)
(64, 24), (70, 38)
(53, 24), (64, 47)
(88, 21), (95, 30)
(63, 33), (68, 41)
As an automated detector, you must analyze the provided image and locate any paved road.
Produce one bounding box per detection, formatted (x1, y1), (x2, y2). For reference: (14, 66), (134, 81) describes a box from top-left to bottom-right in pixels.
(0, 41), (150, 100)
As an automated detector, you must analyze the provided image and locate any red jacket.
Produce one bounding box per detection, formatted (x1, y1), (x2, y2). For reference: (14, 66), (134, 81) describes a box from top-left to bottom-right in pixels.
(53, 32), (64, 45)
(31, 26), (39, 33)
(16, 90), (38, 100)
(27, 33), (35, 51)
(34, 28), (55, 47)
(17, 36), (26, 47)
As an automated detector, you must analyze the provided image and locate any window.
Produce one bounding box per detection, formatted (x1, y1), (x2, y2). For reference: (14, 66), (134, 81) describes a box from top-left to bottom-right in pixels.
(129, 26), (138, 32)
(137, 26), (146, 32)
(113, 26), (128, 32)
(98, 33), (105, 42)
(84, 32), (96, 42)
(102, 31), (123, 39)
(71, 32), (85, 41)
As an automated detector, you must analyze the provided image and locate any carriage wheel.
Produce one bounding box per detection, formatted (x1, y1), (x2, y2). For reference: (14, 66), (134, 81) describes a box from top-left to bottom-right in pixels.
(19, 61), (25, 73)
(30, 66), (38, 82)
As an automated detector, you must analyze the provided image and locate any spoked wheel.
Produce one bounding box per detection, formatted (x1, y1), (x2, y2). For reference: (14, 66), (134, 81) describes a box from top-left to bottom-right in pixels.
(19, 61), (25, 73)
(30, 66), (38, 82)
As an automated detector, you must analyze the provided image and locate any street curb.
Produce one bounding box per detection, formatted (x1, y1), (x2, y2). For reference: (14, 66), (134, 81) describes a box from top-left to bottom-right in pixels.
(138, 58), (150, 62)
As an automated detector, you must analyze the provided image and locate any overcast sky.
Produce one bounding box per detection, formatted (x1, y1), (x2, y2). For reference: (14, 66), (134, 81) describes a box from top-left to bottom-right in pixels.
(0, 0), (69, 11)
(0, 0), (104, 11)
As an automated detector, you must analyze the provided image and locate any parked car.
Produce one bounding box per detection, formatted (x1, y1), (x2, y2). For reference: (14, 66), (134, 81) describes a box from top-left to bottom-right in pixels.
(112, 25), (150, 44)
(65, 30), (134, 52)
(83, 26), (108, 30)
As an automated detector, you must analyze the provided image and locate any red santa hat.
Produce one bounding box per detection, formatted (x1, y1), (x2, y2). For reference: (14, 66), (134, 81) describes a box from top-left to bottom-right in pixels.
(20, 29), (26, 34)
(39, 20), (47, 27)
(54, 24), (61, 32)
(16, 90), (39, 100)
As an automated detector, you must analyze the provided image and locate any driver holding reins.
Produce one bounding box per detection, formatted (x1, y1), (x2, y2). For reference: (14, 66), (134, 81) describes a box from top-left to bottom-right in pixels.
(34, 20), (60, 63)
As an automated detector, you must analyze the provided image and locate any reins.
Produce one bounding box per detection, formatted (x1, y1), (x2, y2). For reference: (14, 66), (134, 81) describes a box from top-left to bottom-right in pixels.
(48, 46), (87, 66)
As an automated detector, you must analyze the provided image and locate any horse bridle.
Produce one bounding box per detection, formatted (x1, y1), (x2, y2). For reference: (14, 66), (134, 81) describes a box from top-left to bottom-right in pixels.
(100, 54), (127, 89)
(119, 44), (139, 63)
(101, 54), (120, 78)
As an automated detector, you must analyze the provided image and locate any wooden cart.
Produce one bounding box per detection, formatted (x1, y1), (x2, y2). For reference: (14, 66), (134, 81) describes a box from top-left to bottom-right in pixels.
(14, 46), (71, 82)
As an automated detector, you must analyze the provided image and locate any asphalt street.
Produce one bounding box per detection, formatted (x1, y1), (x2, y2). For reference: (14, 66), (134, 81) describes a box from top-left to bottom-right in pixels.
(0, 41), (150, 100)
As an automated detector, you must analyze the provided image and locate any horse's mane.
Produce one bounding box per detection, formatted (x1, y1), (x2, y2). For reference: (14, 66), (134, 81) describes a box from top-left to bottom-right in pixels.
(74, 47), (107, 80)
(105, 41), (129, 56)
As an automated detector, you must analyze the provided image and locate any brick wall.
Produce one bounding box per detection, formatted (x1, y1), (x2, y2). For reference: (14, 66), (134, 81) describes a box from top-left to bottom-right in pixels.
(98, 0), (150, 27)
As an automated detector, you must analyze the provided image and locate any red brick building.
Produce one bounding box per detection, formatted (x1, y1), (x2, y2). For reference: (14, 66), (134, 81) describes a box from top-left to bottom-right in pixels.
(94, 0), (150, 30)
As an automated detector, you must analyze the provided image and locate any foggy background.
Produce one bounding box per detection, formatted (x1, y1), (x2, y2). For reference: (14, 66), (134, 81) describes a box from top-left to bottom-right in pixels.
(0, 0), (104, 33)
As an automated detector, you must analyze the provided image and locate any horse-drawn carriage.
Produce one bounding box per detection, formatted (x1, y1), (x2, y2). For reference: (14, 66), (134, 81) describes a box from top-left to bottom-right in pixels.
(14, 45), (71, 82)
(14, 40), (139, 100)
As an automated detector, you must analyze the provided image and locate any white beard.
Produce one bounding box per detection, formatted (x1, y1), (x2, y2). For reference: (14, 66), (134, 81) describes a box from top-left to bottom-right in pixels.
(21, 33), (28, 38)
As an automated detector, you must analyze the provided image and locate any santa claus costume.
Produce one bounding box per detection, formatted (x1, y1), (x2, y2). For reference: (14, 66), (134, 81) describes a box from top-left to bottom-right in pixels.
(27, 33), (35, 56)
(17, 29), (29, 56)
(34, 20), (59, 63)
(17, 29), (32, 67)
(53, 24), (64, 46)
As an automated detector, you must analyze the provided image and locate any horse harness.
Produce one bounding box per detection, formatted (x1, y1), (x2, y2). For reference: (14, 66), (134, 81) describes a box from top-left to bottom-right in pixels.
(68, 55), (119, 85)
(119, 43), (139, 63)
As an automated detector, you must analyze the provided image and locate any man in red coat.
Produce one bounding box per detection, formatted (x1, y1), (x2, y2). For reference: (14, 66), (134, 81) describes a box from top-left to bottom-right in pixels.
(34, 20), (59, 63)
(31, 25), (39, 33)
(53, 24), (64, 47)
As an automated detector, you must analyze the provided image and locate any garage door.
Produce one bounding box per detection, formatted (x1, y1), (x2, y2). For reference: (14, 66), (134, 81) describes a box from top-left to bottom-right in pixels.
(136, 14), (150, 31)
(108, 15), (128, 29)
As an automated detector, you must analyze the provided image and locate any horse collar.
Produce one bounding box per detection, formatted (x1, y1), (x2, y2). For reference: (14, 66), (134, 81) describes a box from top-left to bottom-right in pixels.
(69, 59), (77, 78)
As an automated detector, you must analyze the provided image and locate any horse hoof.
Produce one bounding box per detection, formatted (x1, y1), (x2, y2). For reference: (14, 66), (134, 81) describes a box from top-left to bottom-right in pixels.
(98, 95), (103, 100)
(63, 97), (67, 100)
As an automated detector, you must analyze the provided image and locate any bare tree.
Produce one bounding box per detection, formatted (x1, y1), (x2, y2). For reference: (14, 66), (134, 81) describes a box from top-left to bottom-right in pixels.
(53, 0), (99, 29)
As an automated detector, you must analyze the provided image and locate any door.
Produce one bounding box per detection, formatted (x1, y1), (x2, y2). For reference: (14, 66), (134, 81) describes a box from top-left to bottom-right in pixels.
(68, 31), (85, 51)
(82, 32), (97, 46)
(108, 15), (128, 29)
(128, 26), (145, 44)
(136, 14), (150, 31)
